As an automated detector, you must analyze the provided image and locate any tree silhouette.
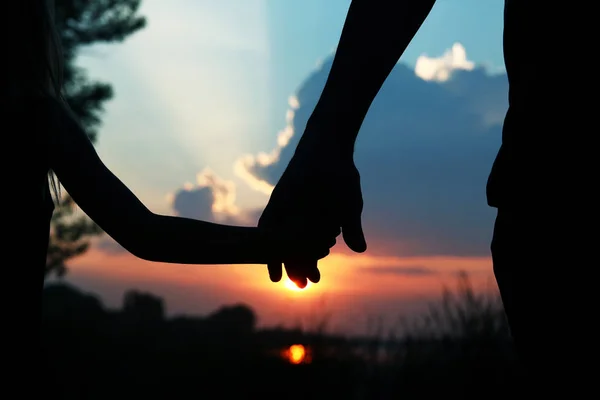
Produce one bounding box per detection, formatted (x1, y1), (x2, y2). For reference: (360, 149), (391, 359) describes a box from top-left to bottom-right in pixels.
(123, 290), (165, 323)
(46, 0), (146, 278)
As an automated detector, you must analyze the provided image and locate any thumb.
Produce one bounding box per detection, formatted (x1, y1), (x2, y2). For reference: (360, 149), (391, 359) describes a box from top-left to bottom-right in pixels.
(341, 216), (367, 253)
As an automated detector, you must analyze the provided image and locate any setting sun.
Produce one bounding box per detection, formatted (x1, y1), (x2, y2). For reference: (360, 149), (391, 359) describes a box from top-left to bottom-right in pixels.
(285, 344), (308, 364)
(284, 278), (312, 291)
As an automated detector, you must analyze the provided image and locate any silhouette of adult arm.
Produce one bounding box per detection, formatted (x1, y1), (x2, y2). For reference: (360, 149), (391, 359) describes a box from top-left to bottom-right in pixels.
(259, 0), (436, 285)
(46, 99), (331, 265)
(305, 0), (436, 142)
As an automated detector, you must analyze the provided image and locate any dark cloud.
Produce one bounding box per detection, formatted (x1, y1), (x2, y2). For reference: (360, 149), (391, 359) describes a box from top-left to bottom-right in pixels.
(172, 185), (215, 222)
(170, 168), (254, 225)
(238, 44), (508, 257)
(361, 265), (437, 276)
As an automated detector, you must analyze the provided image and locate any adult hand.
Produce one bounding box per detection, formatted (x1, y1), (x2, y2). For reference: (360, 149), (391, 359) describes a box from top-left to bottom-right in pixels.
(258, 125), (367, 288)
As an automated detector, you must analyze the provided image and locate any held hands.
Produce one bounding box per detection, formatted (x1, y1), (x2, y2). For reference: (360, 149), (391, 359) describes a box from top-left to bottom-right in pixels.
(254, 227), (336, 265)
(258, 126), (367, 288)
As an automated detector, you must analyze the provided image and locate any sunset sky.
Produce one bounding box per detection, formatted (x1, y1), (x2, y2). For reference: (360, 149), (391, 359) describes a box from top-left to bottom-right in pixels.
(57, 0), (508, 335)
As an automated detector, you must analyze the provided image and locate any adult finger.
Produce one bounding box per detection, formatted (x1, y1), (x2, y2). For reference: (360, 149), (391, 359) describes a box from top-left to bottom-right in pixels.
(267, 261), (283, 283)
(287, 258), (321, 284)
(306, 259), (321, 283)
(342, 214), (367, 253)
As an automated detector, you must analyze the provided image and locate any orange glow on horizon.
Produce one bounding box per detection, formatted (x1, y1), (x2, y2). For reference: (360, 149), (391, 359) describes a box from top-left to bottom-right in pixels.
(66, 242), (496, 333)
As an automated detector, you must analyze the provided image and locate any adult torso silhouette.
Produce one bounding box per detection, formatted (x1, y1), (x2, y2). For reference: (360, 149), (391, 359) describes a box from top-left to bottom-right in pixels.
(490, 1), (593, 393)
(488, 0), (585, 208)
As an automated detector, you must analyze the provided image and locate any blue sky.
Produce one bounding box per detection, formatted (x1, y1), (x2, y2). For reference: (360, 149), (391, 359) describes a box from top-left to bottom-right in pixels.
(68, 0), (509, 331)
(76, 0), (504, 213)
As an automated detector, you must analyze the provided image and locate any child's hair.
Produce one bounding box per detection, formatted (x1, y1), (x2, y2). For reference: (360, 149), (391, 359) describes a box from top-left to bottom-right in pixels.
(5, 0), (68, 202)
(6, 1), (65, 98)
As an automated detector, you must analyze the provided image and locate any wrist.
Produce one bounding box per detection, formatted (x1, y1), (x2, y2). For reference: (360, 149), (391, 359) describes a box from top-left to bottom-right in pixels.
(252, 228), (286, 264)
(295, 116), (357, 161)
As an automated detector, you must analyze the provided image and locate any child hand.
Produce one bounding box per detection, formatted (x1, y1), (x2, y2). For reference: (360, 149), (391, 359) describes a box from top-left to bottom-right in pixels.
(256, 228), (337, 287)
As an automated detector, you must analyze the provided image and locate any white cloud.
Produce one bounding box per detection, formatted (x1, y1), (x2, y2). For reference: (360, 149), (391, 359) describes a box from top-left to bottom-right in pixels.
(169, 168), (253, 224)
(233, 95), (300, 196)
(415, 43), (475, 82)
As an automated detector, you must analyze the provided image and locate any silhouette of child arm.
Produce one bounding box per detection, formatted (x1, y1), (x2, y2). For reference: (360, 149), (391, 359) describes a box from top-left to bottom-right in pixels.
(45, 98), (330, 265)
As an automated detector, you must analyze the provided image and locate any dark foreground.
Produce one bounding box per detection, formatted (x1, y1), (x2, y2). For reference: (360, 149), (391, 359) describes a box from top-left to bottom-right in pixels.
(43, 274), (525, 399)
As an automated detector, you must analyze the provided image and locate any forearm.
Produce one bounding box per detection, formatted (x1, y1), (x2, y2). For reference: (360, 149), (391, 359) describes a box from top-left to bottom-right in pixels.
(124, 214), (267, 265)
(305, 0), (436, 150)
